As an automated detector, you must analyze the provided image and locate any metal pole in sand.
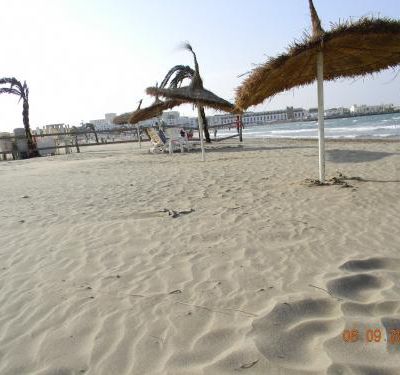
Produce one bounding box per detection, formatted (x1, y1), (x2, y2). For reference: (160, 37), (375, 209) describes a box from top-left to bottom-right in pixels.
(137, 124), (141, 149)
(317, 51), (325, 183)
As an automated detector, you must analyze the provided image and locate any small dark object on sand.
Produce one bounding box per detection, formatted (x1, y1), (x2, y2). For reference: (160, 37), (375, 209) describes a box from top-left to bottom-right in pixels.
(304, 172), (360, 189)
(160, 208), (195, 218)
(169, 289), (182, 294)
(236, 359), (259, 370)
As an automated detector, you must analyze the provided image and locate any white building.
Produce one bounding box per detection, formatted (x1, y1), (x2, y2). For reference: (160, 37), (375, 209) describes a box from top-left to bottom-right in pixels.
(287, 107), (307, 120)
(305, 108), (318, 120)
(138, 111), (198, 128)
(35, 123), (69, 135)
(90, 113), (117, 131)
(161, 111), (180, 126)
(208, 107), (307, 127)
(324, 107), (350, 117)
(350, 104), (394, 114)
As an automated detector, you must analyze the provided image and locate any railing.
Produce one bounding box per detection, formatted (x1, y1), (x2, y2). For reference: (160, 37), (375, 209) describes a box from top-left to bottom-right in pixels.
(0, 128), (149, 160)
(0, 123), (243, 160)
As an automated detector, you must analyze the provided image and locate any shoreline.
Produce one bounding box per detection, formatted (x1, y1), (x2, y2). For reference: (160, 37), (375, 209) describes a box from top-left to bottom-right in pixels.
(243, 136), (400, 143)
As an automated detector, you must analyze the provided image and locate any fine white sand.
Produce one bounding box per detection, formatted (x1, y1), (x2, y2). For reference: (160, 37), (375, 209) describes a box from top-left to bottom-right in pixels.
(0, 138), (399, 375)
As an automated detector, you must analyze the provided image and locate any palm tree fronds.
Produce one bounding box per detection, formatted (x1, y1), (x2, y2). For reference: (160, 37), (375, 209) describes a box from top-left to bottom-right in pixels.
(160, 65), (194, 88)
(0, 88), (20, 96)
(146, 86), (237, 113)
(180, 42), (200, 76)
(170, 67), (195, 88)
(0, 77), (37, 157)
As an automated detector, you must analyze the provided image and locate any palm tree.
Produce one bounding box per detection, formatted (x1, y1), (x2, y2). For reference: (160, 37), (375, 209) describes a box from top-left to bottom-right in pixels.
(160, 64), (212, 142)
(0, 77), (38, 157)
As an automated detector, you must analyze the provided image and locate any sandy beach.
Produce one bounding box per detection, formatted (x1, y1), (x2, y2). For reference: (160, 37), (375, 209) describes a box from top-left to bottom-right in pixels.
(1, 138), (400, 375)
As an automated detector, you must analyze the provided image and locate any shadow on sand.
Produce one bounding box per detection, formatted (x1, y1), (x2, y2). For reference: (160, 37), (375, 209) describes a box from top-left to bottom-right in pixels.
(326, 149), (397, 163)
(205, 145), (315, 153)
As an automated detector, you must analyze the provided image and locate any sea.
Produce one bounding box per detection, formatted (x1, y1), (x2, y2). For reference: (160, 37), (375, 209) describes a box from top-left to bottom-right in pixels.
(218, 113), (400, 140)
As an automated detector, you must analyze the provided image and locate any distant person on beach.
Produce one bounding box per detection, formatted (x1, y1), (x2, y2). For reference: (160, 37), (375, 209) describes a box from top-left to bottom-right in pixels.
(214, 128), (217, 139)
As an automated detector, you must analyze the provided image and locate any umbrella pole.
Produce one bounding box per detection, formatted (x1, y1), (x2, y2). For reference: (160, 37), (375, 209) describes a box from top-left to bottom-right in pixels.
(197, 105), (206, 161)
(317, 51), (325, 183)
(238, 115), (243, 142)
(137, 124), (141, 148)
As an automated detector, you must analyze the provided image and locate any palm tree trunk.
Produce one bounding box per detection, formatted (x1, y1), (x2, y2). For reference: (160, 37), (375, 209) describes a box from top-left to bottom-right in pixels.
(93, 130), (99, 144)
(199, 107), (211, 143)
(23, 100), (38, 157)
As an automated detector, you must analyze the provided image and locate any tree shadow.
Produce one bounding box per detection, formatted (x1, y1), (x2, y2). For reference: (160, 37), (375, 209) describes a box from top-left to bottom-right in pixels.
(326, 149), (397, 163)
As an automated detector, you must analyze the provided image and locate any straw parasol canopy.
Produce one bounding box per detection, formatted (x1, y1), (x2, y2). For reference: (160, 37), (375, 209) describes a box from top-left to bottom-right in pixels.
(128, 99), (183, 124)
(113, 97), (184, 126)
(235, 0), (400, 182)
(236, 4), (400, 110)
(146, 43), (238, 114)
(113, 99), (143, 125)
(146, 85), (236, 113)
(147, 43), (240, 161)
(113, 110), (134, 125)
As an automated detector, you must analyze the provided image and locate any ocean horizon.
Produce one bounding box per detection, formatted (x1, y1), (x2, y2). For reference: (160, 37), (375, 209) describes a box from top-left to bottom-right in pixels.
(218, 113), (400, 139)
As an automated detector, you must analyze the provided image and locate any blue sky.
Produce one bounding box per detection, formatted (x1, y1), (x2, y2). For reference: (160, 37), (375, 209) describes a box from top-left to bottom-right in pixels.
(0, 0), (399, 131)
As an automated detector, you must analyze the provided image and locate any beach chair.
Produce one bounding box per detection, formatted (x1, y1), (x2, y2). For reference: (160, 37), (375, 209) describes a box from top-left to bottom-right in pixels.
(165, 128), (193, 151)
(145, 128), (185, 154)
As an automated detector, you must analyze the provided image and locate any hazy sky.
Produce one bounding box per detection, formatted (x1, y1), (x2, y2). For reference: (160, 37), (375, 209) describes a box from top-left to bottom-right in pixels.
(0, 0), (399, 132)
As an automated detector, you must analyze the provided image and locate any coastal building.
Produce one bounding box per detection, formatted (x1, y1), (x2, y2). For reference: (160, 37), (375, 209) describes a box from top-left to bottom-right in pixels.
(90, 113), (116, 131)
(243, 110), (288, 125)
(86, 102), (397, 132)
(177, 116), (198, 128)
(324, 107), (350, 117)
(305, 108), (318, 120)
(153, 111), (197, 128)
(34, 123), (69, 135)
(161, 111), (180, 126)
(208, 107), (307, 127)
(286, 107), (307, 120)
(350, 104), (394, 114)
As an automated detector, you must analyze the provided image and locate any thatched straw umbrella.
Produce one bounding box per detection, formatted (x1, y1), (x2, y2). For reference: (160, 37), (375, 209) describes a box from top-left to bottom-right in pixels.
(159, 64), (211, 143)
(127, 98), (183, 124)
(113, 96), (184, 126)
(113, 95), (184, 147)
(112, 98), (142, 126)
(236, 0), (400, 182)
(147, 43), (239, 161)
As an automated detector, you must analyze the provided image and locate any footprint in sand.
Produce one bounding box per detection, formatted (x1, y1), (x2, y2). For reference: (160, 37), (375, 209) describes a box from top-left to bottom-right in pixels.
(341, 300), (400, 317)
(327, 273), (387, 303)
(325, 256), (400, 303)
(250, 297), (343, 371)
(324, 257), (400, 374)
(339, 257), (400, 272)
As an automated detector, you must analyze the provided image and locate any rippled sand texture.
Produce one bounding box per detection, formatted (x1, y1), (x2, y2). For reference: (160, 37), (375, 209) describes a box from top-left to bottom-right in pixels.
(0, 139), (399, 375)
